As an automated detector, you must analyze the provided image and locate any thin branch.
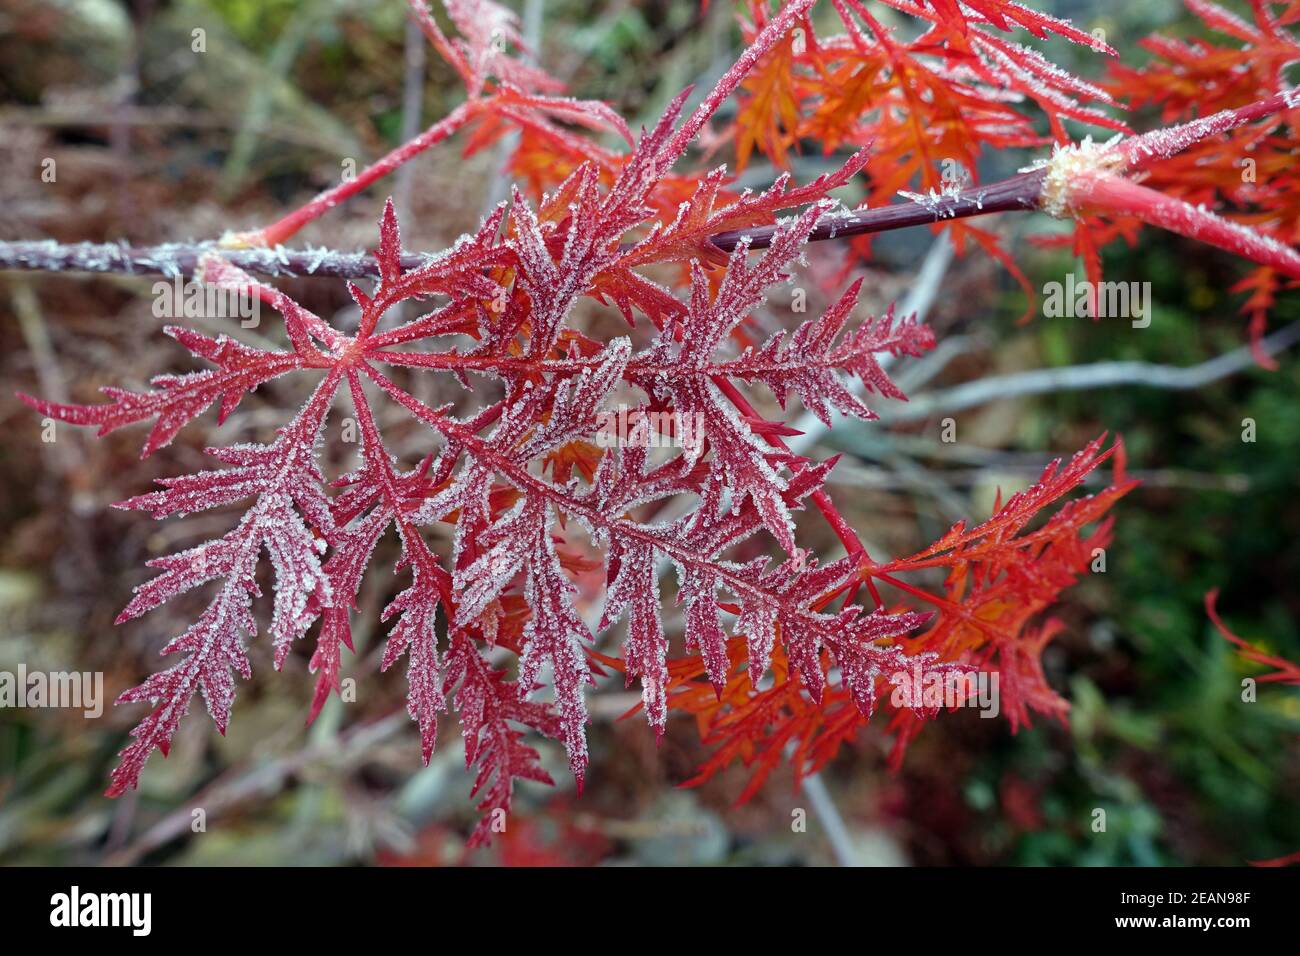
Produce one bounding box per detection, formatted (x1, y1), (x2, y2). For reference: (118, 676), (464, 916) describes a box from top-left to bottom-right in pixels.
(710, 170), (1045, 252)
(0, 170), (1041, 281)
(102, 713), (408, 867)
(879, 318), (1300, 423)
(392, 12), (428, 225)
(824, 458), (1252, 493)
(799, 771), (863, 867)
(478, 0), (545, 218)
(0, 239), (441, 281)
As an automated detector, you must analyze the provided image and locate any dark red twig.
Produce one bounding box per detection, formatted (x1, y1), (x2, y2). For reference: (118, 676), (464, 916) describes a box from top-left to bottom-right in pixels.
(709, 169), (1046, 252)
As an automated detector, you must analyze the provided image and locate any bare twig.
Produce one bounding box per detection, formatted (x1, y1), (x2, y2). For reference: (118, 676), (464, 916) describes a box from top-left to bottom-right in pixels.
(393, 14), (429, 225)
(0, 169), (1037, 280)
(478, 0), (544, 218)
(799, 772), (863, 867)
(102, 713), (408, 867)
(823, 457), (1251, 493)
(0, 240), (429, 280)
(880, 318), (1300, 423)
(709, 170), (1045, 252)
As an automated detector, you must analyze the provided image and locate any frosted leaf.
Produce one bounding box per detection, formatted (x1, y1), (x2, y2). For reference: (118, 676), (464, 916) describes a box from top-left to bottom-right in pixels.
(444, 633), (561, 846)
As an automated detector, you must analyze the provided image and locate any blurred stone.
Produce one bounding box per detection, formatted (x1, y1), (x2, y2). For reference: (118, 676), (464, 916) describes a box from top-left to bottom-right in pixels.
(626, 792), (728, 866)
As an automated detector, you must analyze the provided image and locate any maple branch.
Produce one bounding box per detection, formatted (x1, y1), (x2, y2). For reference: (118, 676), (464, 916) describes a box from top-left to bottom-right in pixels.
(9, 85), (1295, 282)
(0, 170), (1044, 282)
(709, 170), (1047, 252)
(0, 239), (449, 281)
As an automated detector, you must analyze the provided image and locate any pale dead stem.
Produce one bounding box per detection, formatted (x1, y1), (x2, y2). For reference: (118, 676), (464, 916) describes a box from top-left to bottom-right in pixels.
(879, 318), (1300, 424)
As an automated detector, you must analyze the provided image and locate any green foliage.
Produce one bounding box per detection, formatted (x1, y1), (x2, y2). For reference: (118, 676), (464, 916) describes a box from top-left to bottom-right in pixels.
(976, 226), (1300, 865)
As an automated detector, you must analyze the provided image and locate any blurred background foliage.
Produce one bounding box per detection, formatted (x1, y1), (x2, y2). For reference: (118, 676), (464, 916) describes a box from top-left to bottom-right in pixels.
(0, 0), (1296, 865)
